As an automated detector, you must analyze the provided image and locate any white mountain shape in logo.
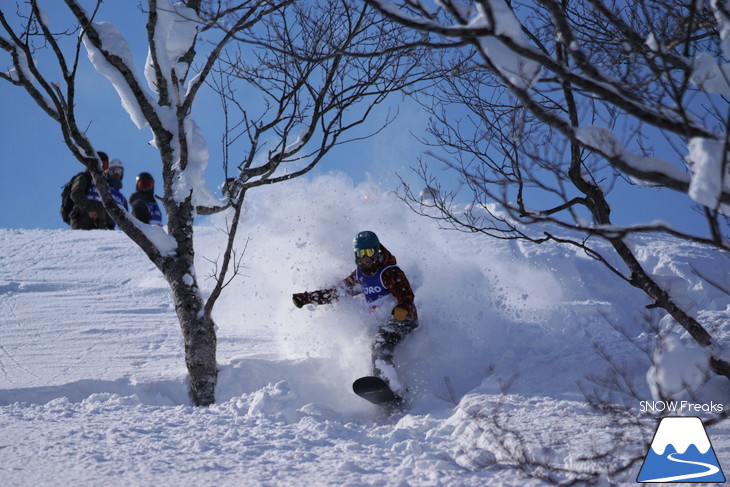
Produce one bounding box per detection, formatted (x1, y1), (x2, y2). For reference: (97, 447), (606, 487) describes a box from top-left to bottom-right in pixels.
(650, 417), (711, 455)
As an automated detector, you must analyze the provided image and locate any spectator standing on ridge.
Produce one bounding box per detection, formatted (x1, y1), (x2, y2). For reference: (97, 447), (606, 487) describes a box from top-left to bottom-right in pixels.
(68, 153), (128, 230)
(130, 172), (163, 226)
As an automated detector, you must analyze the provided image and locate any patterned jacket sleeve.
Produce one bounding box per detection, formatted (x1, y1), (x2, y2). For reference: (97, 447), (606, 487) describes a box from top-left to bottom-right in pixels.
(381, 266), (418, 321)
(307, 270), (361, 304)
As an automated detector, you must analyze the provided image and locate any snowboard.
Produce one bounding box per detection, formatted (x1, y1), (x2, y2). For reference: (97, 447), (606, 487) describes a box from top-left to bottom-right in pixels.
(352, 376), (403, 408)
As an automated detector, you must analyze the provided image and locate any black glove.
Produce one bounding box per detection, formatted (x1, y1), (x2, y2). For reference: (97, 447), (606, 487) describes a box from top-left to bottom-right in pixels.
(292, 292), (311, 308)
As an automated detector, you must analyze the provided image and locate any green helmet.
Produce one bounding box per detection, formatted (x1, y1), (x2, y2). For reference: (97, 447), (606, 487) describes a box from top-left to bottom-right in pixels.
(353, 231), (380, 252)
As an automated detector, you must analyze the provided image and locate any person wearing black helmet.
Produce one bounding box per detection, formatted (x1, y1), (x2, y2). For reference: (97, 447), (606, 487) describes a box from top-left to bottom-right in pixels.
(292, 231), (418, 396)
(130, 172), (163, 226)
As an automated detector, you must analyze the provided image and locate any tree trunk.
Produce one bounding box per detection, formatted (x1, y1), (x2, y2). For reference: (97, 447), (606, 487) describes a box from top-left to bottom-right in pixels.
(162, 204), (218, 407)
(166, 268), (218, 406)
(609, 237), (730, 379)
(560, 70), (730, 381)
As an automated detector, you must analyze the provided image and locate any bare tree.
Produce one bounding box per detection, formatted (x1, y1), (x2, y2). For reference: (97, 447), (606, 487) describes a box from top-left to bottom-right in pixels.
(0, 0), (428, 405)
(366, 0), (730, 379)
(449, 311), (729, 485)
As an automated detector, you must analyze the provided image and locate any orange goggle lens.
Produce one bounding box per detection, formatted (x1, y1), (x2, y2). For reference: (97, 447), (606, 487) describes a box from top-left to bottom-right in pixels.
(137, 180), (154, 191)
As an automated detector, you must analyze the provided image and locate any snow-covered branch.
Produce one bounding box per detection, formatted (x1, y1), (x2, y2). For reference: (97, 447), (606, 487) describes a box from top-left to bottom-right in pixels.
(0, 0), (334, 406)
(367, 0), (730, 205)
(378, 0), (730, 381)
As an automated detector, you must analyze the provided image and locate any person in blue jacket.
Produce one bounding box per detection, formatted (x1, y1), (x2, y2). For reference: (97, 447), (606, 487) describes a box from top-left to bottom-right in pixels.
(69, 153), (128, 230)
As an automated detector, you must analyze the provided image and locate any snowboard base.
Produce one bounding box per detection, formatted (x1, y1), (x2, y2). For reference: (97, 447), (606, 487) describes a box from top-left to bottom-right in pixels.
(352, 376), (402, 407)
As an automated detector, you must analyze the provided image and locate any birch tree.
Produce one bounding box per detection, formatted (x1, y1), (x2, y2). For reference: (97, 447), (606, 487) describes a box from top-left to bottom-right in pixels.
(0, 0), (426, 405)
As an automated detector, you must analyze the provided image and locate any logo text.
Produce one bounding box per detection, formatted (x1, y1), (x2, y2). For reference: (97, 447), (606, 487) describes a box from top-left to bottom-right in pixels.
(639, 401), (724, 413)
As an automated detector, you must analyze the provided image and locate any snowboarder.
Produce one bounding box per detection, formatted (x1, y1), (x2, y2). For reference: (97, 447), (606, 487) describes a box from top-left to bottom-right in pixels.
(292, 231), (418, 397)
(130, 172), (163, 226)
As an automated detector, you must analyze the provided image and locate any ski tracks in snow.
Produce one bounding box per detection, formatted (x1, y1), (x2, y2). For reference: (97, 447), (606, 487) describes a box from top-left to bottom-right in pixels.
(0, 230), (179, 392)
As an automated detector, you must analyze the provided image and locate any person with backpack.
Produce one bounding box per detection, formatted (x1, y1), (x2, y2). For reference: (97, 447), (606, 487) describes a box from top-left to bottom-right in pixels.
(130, 172), (163, 226)
(292, 231), (419, 396)
(64, 152), (129, 230)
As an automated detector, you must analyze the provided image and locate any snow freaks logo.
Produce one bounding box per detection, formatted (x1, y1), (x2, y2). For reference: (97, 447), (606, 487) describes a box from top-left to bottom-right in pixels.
(640, 400), (724, 414)
(637, 416), (725, 483)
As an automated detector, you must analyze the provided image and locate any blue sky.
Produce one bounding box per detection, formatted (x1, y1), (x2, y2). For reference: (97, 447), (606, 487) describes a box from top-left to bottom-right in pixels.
(0, 1), (712, 240)
(0, 2), (431, 231)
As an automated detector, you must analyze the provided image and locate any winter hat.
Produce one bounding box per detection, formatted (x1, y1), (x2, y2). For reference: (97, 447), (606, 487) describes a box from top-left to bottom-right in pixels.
(107, 158), (124, 171)
(106, 158), (124, 178)
(105, 159), (124, 191)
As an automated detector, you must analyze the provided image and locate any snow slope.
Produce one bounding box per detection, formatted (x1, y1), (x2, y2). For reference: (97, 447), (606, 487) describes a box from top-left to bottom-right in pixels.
(1, 174), (729, 486)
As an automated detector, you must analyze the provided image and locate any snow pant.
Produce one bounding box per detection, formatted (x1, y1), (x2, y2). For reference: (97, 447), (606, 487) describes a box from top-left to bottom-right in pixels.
(69, 208), (115, 230)
(371, 319), (418, 390)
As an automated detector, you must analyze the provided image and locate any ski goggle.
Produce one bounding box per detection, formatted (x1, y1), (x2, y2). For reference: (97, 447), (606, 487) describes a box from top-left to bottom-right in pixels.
(107, 167), (124, 178)
(355, 248), (377, 258)
(137, 179), (154, 191)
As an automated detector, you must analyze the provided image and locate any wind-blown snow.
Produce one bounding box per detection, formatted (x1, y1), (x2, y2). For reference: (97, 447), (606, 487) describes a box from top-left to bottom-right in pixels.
(647, 334), (712, 401)
(575, 126), (691, 184)
(6, 43), (34, 84)
(82, 22), (150, 130)
(144, 0), (199, 95)
(687, 137), (727, 210)
(1, 174), (729, 486)
(84, 1), (219, 210)
(692, 1), (730, 95)
(175, 117), (219, 208)
(691, 51), (730, 95)
(469, 0), (541, 89)
(371, 0), (540, 89)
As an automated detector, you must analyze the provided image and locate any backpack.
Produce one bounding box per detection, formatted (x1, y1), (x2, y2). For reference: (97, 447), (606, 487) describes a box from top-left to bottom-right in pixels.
(60, 172), (89, 225)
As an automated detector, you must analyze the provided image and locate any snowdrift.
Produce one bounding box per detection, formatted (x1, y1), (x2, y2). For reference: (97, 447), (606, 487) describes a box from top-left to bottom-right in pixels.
(1, 173), (729, 486)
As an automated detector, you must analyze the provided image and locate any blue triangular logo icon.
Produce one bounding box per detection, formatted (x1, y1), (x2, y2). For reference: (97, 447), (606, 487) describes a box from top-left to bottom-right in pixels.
(638, 416), (725, 483)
